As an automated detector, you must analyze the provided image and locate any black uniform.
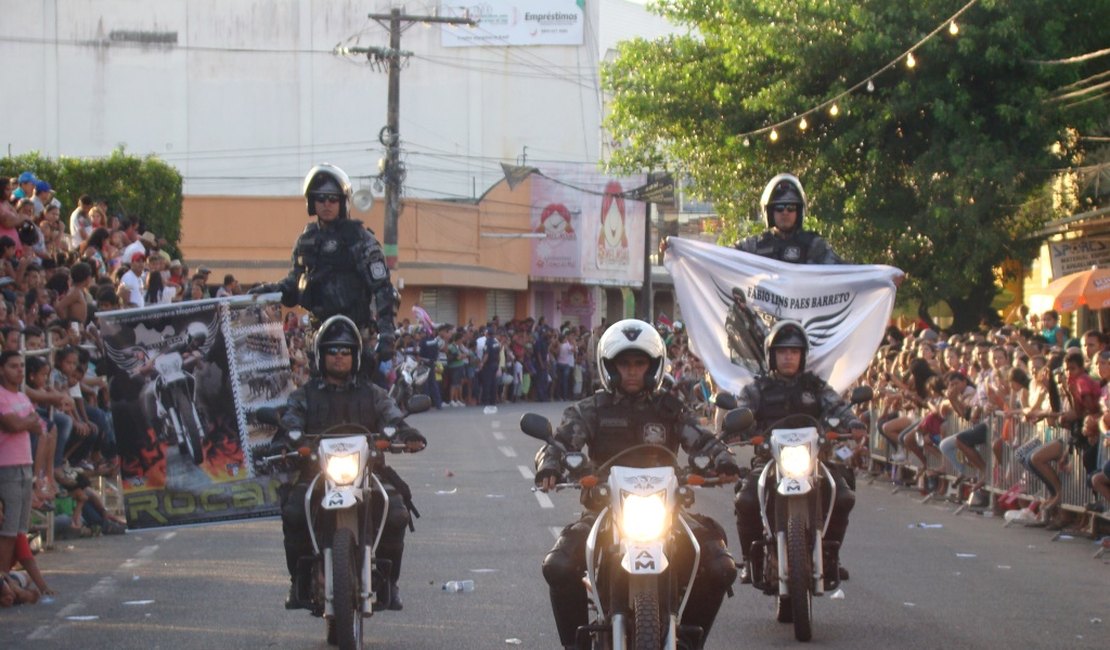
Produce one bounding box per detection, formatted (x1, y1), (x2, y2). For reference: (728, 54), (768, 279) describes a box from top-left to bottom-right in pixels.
(278, 217), (395, 336)
(735, 229), (844, 264)
(278, 375), (422, 601)
(732, 371), (861, 580)
(535, 389), (738, 648)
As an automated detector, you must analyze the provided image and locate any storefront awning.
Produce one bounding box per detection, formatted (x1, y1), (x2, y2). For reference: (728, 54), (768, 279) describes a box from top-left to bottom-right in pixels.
(395, 261), (528, 291)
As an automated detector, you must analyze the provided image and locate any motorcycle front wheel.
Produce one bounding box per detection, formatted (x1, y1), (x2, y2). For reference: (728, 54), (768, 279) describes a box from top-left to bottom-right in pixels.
(331, 527), (363, 650)
(173, 390), (205, 465)
(630, 585), (661, 650)
(786, 499), (813, 642)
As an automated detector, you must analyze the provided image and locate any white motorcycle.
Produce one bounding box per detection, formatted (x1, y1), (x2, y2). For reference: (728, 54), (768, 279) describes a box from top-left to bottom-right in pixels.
(521, 411), (750, 650)
(719, 387), (871, 643)
(152, 351), (206, 465)
(388, 354), (431, 411)
(258, 394), (430, 650)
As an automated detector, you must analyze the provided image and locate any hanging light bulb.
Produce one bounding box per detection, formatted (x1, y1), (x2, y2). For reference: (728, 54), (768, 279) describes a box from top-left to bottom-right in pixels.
(867, 79), (875, 92)
(906, 52), (916, 68)
(829, 103), (839, 117)
(769, 129), (779, 142)
(743, 137), (751, 147)
(798, 117), (808, 131)
(949, 21), (959, 36)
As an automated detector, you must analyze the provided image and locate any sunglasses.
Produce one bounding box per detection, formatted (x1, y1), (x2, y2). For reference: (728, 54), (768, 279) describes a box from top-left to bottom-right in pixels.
(772, 204), (799, 214)
(324, 347), (353, 356)
(314, 194), (342, 204)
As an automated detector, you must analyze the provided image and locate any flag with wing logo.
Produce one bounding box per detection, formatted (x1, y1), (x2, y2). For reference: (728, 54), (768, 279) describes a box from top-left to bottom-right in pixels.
(664, 237), (900, 393)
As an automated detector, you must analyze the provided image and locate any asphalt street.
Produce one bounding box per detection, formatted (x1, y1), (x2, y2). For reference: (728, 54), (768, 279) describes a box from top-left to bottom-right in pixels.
(4, 401), (1107, 649)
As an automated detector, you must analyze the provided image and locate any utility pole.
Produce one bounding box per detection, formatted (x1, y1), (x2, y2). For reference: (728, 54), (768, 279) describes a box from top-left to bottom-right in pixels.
(352, 8), (476, 269)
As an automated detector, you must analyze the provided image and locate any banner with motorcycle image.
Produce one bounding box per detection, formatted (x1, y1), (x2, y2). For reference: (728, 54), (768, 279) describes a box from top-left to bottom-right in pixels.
(663, 237), (901, 394)
(96, 295), (296, 529)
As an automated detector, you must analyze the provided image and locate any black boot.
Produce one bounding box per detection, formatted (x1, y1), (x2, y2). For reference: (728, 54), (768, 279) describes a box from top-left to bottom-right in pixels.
(388, 582), (403, 611)
(284, 581), (303, 610)
(822, 544), (847, 591)
(738, 559), (752, 584)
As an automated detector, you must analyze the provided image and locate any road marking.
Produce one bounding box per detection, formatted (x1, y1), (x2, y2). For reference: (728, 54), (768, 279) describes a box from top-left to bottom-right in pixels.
(534, 491), (555, 509)
(549, 526), (563, 539)
(492, 430), (506, 441)
(518, 465), (534, 480)
(157, 531), (177, 541)
(136, 545), (160, 558)
(498, 445), (517, 458)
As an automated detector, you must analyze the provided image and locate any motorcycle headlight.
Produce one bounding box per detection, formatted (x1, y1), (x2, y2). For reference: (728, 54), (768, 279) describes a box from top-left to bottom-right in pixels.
(779, 444), (813, 479)
(620, 491), (668, 543)
(325, 453), (361, 485)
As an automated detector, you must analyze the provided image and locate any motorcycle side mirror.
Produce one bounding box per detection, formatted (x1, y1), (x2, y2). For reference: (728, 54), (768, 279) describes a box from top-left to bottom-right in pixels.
(714, 392), (738, 410)
(721, 407), (755, 437)
(850, 386), (874, 405)
(520, 413), (554, 444)
(406, 394), (432, 414)
(255, 407), (280, 427)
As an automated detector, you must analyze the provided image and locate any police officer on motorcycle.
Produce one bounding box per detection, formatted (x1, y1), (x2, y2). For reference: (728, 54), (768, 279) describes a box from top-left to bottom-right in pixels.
(731, 320), (865, 590)
(535, 318), (739, 650)
(277, 315), (426, 611)
(274, 163), (398, 382)
(734, 173), (845, 264)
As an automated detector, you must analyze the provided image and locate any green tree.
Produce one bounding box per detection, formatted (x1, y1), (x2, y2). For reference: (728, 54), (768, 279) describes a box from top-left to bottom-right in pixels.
(2, 148), (184, 257)
(603, 0), (1107, 330)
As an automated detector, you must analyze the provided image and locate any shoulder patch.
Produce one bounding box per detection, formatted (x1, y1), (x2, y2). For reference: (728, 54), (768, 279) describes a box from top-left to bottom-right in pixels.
(370, 261), (388, 280)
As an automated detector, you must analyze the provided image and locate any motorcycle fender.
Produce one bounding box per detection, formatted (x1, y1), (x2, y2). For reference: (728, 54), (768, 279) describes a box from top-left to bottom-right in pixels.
(776, 476), (812, 496)
(322, 487), (360, 510)
(621, 542), (668, 575)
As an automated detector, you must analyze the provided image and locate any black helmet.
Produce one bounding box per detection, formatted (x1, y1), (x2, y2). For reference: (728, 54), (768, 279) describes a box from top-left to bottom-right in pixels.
(303, 163), (353, 219)
(765, 319), (809, 373)
(759, 173), (807, 230)
(314, 314), (362, 374)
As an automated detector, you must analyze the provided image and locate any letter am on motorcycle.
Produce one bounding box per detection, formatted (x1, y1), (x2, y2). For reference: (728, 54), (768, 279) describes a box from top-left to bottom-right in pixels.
(255, 394), (430, 650)
(718, 387), (871, 643)
(521, 410), (751, 650)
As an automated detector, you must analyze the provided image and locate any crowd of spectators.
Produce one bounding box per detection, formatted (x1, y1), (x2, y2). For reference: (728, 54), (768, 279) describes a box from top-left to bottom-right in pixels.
(862, 310), (1110, 526)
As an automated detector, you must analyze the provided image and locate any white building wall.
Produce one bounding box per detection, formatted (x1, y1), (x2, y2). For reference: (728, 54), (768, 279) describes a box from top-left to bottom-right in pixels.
(4, 0), (631, 199)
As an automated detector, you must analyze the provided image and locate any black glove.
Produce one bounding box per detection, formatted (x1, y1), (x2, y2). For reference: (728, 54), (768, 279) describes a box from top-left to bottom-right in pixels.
(396, 425), (427, 449)
(714, 458), (741, 479)
(534, 466), (561, 487)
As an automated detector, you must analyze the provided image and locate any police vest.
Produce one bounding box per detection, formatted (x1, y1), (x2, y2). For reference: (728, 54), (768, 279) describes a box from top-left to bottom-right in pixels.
(587, 392), (683, 467)
(754, 374), (825, 426)
(295, 219), (372, 324)
(751, 230), (818, 263)
(303, 379), (384, 434)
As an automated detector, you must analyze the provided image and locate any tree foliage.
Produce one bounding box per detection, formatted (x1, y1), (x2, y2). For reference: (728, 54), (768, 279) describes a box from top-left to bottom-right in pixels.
(602, 0), (1108, 330)
(1, 149), (184, 257)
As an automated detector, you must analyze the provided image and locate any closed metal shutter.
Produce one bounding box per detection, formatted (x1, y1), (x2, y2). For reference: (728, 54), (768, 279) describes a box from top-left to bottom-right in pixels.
(487, 290), (516, 322)
(420, 288), (459, 326)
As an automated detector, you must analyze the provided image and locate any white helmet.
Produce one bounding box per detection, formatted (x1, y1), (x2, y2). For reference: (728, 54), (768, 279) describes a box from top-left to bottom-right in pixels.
(303, 163), (353, 219)
(596, 318), (667, 394)
(759, 173), (808, 230)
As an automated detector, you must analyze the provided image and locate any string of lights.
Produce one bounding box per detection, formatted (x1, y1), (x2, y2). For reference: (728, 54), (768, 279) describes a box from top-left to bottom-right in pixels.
(740, 0), (982, 144)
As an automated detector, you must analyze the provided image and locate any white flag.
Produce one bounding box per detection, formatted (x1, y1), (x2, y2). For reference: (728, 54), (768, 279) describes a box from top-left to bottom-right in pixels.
(664, 237), (901, 394)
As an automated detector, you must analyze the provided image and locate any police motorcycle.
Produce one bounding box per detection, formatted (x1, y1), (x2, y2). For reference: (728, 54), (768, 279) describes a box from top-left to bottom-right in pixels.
(255, 394), (431, 650)
(521, 410), (752, 650)
(717, 387), (871, 642)
(388, 352), (430, 409)
(151, 349), (207, 465)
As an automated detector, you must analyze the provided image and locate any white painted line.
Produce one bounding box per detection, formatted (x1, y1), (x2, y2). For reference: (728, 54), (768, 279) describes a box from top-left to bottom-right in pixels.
(549, 526), (563, 539)
(518, 465), (535, 480)
(136, 545), (159, 558)
(157, 531), (177, 541)
(534, 491), (555, 509)
(57, 603), (83, 618)
(27, 625), (58, 640)
(498, 445), (518, 458)
(89, 576), (117, 596)
(492, 431), (506, 441)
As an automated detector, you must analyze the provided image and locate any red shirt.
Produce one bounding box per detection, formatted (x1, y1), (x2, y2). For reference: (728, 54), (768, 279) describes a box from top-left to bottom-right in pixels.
(1067, 371), (1101, 418)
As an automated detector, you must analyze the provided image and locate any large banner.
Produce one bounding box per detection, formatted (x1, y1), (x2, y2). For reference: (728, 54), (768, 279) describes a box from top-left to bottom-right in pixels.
(531, 162), (646, 286)
(441, 0), (585, 47)
(96, 295), (295, 529)
(664, 238), (901, 394)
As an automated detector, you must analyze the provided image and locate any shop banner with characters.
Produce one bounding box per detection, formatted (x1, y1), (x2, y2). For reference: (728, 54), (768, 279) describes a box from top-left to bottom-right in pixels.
(96, 295), (295, 529)
(664, 237), (901, 394)
(530, 162), (646, 286)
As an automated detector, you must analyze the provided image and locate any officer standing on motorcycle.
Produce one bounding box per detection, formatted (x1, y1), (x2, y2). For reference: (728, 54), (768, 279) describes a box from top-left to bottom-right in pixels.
(535, 318), (739, 650)
(731, 320), (866, 590)
(734, 173), (845, 264)
(277, 315), (426, 611)
(274, 164), (398, 385)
